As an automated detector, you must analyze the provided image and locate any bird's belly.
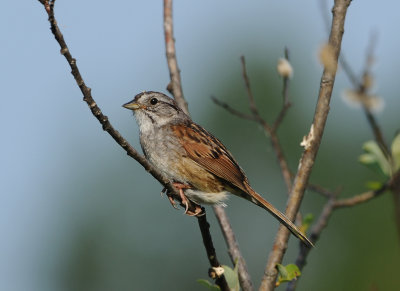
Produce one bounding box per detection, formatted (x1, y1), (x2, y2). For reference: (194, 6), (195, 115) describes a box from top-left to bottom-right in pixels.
(184, 189), (229, 205)
(140, 128), (228, 204)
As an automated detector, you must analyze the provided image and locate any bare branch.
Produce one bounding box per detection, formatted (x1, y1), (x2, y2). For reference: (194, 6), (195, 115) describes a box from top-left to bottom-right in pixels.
(307, 183), (334, 198)
(214, 206), (254, 291)
(287, 172), (399, 290)
(286, 193), (338, 291)
(37, 0), (175, 195)
(359, 32), (391, 159)
(163, 0), (188, 114)
(39, 1), (231, 289)
(162, 1), (247, 288)
(197, 210), (230, 291)
(214, 50), (297, 196)
(272, 48), (292, 131)
(260, 1), (352, 290)
(211, 96), (258, 122)
(240, 56), (261, 119)
(334, 186), (387, 208)
(322, 1), (389, 160)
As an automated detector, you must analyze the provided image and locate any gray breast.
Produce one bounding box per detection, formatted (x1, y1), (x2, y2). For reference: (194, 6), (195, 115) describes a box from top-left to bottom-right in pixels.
(140, 125), (186, 182)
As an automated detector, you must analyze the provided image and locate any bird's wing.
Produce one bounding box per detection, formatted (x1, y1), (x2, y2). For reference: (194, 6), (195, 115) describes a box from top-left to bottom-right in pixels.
(171, 122), (248, 193)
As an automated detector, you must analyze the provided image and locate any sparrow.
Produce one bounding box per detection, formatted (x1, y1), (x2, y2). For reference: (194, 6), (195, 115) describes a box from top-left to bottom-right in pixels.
(123, 91), (312, 247)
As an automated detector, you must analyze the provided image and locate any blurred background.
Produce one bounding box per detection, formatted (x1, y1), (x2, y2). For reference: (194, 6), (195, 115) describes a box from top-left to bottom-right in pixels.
(1, 1), (400, 290)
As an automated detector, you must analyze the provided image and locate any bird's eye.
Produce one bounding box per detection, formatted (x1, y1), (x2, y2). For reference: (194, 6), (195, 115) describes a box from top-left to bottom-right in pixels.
(150, 98), (158, 105)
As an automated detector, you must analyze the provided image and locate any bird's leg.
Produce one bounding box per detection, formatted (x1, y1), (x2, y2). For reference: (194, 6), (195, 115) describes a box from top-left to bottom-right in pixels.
(172, 182), (191, 213)
(172, 182), (203, 216)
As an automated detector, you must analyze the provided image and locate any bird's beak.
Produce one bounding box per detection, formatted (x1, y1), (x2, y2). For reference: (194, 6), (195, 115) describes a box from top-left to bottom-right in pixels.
(122, 101), (142, 110)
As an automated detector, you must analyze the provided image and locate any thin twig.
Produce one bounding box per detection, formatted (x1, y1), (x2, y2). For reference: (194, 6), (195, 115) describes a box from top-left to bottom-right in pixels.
(214, 206), (254, 291)
(272, 48), (292, 131)
(162, 1), (242, 289)
(241, 56), (261, 119)
(197, 210), (230, 291)
(330, 13), (398, 236)
(334, 185), (388, 208)
(38, 0), (177, 197)
(322, 3), (389, 160)
(359, 32), (391, 159)
(241, 55), (294, 192)
(260, 1), (352, 290)
(287, 172), (399, 290)
(286, 193), (338, 291)
(163, 0), (188, 115)
(211, 96), (258, 122)
(39, 1), (227, 289)
(272, 103), (291, 133)
(213, 94), (294, 195)
(307, 183), (334, 198)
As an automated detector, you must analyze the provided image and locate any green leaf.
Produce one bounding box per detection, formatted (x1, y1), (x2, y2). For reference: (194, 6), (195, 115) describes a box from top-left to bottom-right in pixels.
(222, 264), (240, 291)
(300, 213), (314, 234)
(365, 181), (383, 190)
(276, 264), (301, 287)
(197, 279), (221, 291)
(359, 140), (391, 177)
(391, 133), (400, 171)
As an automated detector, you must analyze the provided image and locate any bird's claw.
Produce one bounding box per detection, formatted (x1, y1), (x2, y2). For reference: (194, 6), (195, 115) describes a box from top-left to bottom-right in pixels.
(171, 182), (204, 216)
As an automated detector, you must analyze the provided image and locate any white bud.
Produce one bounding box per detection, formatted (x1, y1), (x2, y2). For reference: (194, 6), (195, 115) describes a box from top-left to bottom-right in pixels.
(277, 58), (293, 78)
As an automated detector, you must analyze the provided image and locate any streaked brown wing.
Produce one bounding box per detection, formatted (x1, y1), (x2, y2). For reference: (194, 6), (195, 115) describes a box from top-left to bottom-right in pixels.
(171, 123), (248, 193)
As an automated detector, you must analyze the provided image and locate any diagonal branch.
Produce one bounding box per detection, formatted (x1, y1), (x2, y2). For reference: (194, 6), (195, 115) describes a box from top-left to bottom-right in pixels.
(37, 0), (175, 196)
(260, 1), (352, 290)
(38, 1), (227, 289)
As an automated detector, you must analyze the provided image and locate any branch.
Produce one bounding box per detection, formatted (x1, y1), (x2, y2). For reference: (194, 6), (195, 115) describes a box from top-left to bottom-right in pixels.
(211, 96), (258, 122)
(240, 56), (262, 119)
(163, 0), (188, 115)
(38, 1), (229, 289)
(213, 53), (293, 192)
(162, 1), (246, 289)
(286, 194), (338, 291)
(333, 186), (387, 208)
(321, 1), (389, 159)
(272, 47), (292, 132)
(287, 171), (399, 290)
(214, 206), (254, 291)
(37, 0), (177, 196)
(260, 1), (352, 290)
(197, 210), (230, 291)
(332, 14), (400, 237)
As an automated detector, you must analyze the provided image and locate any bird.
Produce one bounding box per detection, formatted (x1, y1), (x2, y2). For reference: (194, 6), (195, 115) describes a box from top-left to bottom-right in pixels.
(123, 91), (312, 247)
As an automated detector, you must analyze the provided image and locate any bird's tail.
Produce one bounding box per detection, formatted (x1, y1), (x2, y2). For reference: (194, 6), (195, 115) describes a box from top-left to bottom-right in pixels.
(244, 187), (314, 247)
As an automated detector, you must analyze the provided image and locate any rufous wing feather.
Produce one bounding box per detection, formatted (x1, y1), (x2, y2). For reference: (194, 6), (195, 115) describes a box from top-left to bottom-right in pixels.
(171, 123), (313, 247)
(171, 123), (248, 192)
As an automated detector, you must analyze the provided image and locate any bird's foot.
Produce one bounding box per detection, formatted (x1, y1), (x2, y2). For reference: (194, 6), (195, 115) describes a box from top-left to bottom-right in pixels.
(172, 182), (203, 216)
